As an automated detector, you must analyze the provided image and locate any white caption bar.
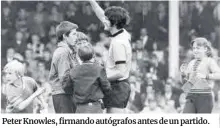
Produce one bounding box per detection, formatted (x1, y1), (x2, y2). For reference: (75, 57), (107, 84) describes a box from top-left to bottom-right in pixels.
(0, 114), (219, 128)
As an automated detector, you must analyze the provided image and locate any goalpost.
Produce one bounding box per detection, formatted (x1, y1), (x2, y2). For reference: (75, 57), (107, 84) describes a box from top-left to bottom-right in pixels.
(169, 1), (180, 79)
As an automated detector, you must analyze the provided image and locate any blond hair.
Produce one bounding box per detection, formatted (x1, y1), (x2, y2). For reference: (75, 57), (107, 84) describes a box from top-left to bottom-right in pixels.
(190, 37), (213, 57)
(3, 60), (25, 78)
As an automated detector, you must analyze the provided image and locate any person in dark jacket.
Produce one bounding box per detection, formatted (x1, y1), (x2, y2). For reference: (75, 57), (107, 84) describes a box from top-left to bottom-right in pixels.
(69, 43), (111, 113)
(49, 21), (78, 113)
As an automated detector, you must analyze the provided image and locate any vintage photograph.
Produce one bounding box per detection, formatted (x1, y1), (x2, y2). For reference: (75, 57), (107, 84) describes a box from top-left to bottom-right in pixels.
(1, 0), (219, 114)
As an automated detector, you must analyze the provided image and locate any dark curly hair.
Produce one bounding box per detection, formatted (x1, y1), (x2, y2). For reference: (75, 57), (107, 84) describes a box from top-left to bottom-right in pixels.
(104, 6), (130, 29)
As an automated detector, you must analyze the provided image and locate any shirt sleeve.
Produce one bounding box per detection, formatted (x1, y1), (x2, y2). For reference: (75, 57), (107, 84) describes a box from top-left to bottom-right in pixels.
(185, 60), (194, 79)
(209, 58), (220, 73)
(57, 53), (72, 79)
(29, 78), (38, 92)
(112, 41), (126, 64)
(98, 67), (111, 95)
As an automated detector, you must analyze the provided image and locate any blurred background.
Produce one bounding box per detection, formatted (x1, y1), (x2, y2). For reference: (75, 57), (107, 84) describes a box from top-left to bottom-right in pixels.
(1, 1), (220, 113)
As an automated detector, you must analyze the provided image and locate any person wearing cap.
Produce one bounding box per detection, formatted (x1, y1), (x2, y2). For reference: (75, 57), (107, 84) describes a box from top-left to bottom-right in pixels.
(49, 21), (78, 113)
(89, 0), (132, 113)
(180, 37), (220, 113)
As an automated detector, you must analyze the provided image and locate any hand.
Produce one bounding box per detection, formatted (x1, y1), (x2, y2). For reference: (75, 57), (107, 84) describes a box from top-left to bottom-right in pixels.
(40, 108), (48, 113)
(196, 73), (206, 79)
(35, 87), (46, 96)
(5, 105), (14, 113)
(180, 63), (188, 75)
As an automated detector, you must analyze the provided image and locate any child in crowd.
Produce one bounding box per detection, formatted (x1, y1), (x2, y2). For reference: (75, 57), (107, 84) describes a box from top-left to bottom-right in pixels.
(2, 60), (46, 113)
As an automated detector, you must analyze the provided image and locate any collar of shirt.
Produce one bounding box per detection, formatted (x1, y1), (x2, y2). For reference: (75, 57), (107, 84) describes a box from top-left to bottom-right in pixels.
(57, 41), (68, 48)
(9, 78), (24, 88)
(110, 29), (124, 37)
(57, 41), (75, 54)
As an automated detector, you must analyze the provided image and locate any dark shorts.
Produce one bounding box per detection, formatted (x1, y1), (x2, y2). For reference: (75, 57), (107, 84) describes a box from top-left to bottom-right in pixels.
(183, 93), (213, 113)
(103, 80), (131, 108)
(52, 94), (77, 113)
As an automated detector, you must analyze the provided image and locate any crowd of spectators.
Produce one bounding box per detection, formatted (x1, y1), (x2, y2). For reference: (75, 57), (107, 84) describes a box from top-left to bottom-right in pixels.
(1, 1), (220, 113)
(179, 1), (220, 62)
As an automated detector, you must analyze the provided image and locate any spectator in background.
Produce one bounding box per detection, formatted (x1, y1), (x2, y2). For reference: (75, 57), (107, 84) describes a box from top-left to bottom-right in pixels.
(23, 61), (32, 77)
(96, 32), (110, 47)
(2, 6), (13, 36)
(64, 2), (79, 25)
(9, 31), (27, 56)
(132, 2), (154, 40)
(140, 97), (163, 113)
(48, 24), (57, 38)
(150, 54), (168, 81)
(166, 77), (183, 96)
(156, 3), (168, 43)
(101, 1), (111, 9)
(93, 32), (110, 63)
(48, 5), (63, 24)
(176, 93), (186, 113)
(164, 100), (177, 113)
(24, 48), (37, 76)
(28, 2), (49, 38)
(213, 2), (220, 55)
(46, 35), (57, 54)
(164, 82), (180, 109)
(81, 3), (99, 42)
(139, 28), (154, 52)
(142, 85), (155, 107)
(191, 2), (215, 40)
(33, 59), (49, 85)
(135, 40), (150, 74)
(42, 49), (52, 71)
(146, 66), (165, 96)
(157, 96), (166, 112)
(130, 52), (140, 76)
(141, 73), (153, 95)
(127, 75), (143, 113)
(1, 48), (15, 68)
(52, 1), (67, 13)
(27, 34), (44, 58)
(15, 8), (28, 33)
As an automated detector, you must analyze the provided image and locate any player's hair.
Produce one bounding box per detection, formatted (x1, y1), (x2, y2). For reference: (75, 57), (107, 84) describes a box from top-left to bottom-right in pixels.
(3, 60), (25, 78)
(78, 43), (94, 62)
(75, 32), (89, 46)
(190, 37), (213, 57)
(56, 21), (78, 42)
(104, 6), (130, 29)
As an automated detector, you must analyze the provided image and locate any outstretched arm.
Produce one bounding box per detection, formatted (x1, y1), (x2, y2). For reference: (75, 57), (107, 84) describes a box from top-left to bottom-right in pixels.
(8, 87), (45, 113)
(89, 0), (110, 27)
